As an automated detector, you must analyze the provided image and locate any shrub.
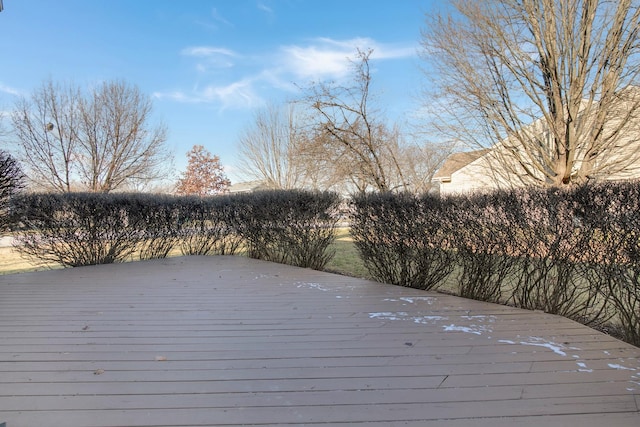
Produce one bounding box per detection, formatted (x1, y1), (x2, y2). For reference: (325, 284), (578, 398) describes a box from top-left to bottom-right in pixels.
(135, 194), (181, 260)
(502, 187), (608, 324)
(350, 192), (454, 290)
(12, 190), (340, 271)
(13, 192), (146, 267)
(176, 195), (241, 256)
(227, 190), (340, 270)
(349, 182), (639, 345)
(575, 181), (640, 344)
(445, 191), (521, 303)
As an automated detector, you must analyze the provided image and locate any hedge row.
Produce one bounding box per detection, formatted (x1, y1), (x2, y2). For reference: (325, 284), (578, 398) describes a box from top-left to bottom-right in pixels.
(350, 182), (640, 346)
(9, 184), (639, 345)
(11, 190), (341, 271)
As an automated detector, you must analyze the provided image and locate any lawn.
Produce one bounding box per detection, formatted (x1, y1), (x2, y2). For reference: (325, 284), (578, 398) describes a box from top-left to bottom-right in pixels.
(323, 228), (371, 280)
(1, 245), (40, 275)
(0, 228), (372, 279)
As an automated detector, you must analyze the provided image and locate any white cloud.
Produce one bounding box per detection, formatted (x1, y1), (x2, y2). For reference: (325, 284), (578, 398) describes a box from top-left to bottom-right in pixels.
(279, 37), (416, 81)
(181, 46), (238, 71)
(257, 68), (297, 92)
(154, 78), (264, 110)
(153, 91), (193, 103)
(280, 45), (353, 81)
(0, 82), (21, 97)
(161, 37), (416, 110)
(257, 1), (273, 15)
(181, 46), (237, 58)
(202, 78), (264, 109)
(195, 8), (234, 32)
(280, 37), (371, 80)
(211, 8), (233, 27)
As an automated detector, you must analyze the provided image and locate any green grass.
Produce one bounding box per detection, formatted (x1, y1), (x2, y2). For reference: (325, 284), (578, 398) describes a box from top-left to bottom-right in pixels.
(324, 239), (371, 279)
(320, 227), (370, 279)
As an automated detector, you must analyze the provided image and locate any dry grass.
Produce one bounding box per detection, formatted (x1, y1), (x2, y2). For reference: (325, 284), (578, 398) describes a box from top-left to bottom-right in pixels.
(0, 246), (61, 275)
(0, 228), (373, 280)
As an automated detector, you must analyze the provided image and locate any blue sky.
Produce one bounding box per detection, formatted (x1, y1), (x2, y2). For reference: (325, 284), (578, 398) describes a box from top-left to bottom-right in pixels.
(0, 0), (437, 183)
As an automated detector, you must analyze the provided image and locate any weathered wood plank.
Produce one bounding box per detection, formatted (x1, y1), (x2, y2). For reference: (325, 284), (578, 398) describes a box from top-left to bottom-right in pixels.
(0, 387), (525, 411)
(0, 396), (637, 426)
(0, 255), (638, 427)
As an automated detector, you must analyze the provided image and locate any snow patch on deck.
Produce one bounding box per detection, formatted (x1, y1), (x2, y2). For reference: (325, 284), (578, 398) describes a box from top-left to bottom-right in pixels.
(441, 315), (497, 336)
(576, 362), (593, 372)
(412, 315), (448, 324)
(296, 282), (330, 292)
(383, 296), (437, 305)
(368, 312), (409, 321)
(608, 363), (637, 371)
(442, 324), (488, 335)
(368, 312), (447, 324)
(497, 336), (579, 357)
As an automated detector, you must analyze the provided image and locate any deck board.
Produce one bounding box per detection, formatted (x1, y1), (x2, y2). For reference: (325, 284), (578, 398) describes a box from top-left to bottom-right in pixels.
(0, 255), (638, 426)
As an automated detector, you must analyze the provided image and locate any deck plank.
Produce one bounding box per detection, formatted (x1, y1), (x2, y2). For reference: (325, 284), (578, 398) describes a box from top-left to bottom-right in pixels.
(0, 255), (639, 426)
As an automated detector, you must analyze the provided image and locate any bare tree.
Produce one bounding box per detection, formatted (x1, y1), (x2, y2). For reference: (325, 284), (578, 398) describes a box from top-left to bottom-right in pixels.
(301, 120), (411, 193)
(76, 80), (171, 192)
(304, 49), (406, 193)
(11, 80), (80, 192)
(293, 128), (356, 192)
(394, 142), (453, 194)
(0, 150), (24, 231)
(237, 51), (449, 194)
(176, 145), (230, 196)
(422, 0), (640, 186)
(237, 103), (308, 190)
(11, 79), (172, 192)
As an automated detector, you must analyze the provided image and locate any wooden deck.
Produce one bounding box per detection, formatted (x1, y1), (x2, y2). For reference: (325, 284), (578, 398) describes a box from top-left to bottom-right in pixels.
(0, 255), (638, 426)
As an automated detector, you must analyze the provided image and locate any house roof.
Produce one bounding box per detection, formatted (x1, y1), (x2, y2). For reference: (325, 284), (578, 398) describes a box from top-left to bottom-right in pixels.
(432, 149), (491, 181)
(227, 180), (269, 193)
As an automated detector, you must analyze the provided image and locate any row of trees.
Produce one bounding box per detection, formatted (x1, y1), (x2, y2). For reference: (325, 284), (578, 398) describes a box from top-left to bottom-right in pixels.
(237, 0), (640, 192)
(2, 78), (232, 196)
(4, 61), (446, 196)
(4, 0), (640, 194)
(237, 50), (453, 194)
